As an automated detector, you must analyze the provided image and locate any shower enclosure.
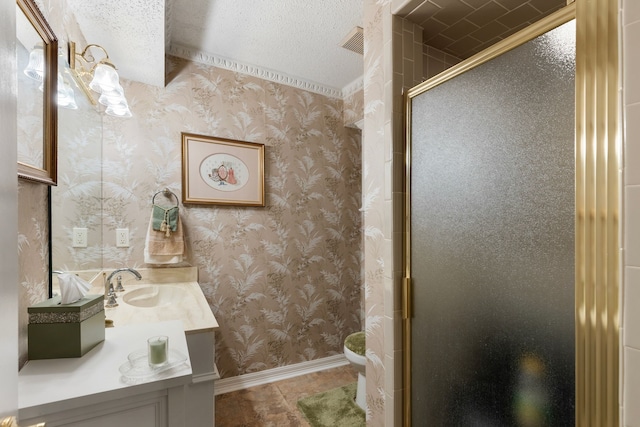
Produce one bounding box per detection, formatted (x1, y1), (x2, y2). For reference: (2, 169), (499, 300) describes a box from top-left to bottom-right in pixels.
(404, 10), (577, 426)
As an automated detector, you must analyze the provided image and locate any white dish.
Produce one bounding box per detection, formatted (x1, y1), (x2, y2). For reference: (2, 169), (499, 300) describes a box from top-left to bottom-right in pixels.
(119, 349), (189, 384)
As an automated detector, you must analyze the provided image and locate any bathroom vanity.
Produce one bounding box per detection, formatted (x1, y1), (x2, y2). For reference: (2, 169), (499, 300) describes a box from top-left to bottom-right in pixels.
(19, 267), (219, 427)
(98, 267), (220, 427)
(18, 320), (191, 427)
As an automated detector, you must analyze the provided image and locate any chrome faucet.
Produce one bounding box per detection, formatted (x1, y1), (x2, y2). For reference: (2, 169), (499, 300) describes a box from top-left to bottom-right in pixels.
(104, 268), (142, 308)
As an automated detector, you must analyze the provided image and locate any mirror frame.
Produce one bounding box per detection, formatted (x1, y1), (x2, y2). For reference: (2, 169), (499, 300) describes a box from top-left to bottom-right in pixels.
(16, 0), (57, 185)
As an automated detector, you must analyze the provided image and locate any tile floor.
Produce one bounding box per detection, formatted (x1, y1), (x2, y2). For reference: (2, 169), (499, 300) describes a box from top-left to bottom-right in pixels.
(215, 364), (358, 426)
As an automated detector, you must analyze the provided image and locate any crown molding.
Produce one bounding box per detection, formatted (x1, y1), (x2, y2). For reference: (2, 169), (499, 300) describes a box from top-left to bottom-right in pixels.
(168, 44), (362, 100)
(341, 75), (364, 98)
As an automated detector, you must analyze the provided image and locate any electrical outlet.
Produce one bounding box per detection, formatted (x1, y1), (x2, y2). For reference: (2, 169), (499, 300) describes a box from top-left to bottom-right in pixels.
(116, 228), (129, 247)
(72, 227), (87, 248)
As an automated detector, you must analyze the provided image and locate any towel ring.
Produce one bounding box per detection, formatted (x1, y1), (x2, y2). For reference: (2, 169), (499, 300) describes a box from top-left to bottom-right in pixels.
(152, 188), (179, 206)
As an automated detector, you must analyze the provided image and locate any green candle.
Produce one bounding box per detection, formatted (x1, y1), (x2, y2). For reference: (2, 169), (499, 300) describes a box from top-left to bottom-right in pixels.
(148, 336), (168, 366)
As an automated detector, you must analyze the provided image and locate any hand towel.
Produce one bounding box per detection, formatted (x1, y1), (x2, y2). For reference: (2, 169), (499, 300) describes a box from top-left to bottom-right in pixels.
(152, 205), (179, 235)
(144, 210), (185, 264)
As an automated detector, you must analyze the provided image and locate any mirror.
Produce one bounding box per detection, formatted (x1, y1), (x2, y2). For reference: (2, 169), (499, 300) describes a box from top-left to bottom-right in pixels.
(50, 75), (103, 273)
(16, 0), (58, 185)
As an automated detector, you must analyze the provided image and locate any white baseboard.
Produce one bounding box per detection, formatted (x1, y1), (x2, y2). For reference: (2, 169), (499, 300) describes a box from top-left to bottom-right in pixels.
(214, 354), (349, 396)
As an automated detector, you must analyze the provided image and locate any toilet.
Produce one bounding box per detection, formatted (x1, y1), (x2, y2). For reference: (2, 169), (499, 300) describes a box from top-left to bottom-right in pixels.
(344, 331), (366, 410)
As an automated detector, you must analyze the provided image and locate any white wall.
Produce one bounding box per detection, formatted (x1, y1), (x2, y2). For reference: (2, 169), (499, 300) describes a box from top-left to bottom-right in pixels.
(622, 1), (640, 425)
(0, 0), (19, 418)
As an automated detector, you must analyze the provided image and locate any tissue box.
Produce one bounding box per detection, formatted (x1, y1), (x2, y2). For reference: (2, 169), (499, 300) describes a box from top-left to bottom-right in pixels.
(28, 294), (105, 360)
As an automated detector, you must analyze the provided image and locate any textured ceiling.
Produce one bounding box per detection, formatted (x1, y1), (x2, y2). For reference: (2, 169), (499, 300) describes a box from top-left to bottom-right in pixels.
(65, 0), (567, 93)
(398, 0), (567, 59)
(67, 0), (166, 87)
(66, 0), (364, 93)
(170, 0), (365, 92)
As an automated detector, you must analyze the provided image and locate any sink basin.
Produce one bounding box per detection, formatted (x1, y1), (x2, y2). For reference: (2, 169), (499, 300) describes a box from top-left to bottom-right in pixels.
(122, 285), (188, 308)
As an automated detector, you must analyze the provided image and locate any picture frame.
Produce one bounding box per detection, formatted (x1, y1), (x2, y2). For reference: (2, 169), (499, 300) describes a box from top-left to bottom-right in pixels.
(181, 133), (265, 206)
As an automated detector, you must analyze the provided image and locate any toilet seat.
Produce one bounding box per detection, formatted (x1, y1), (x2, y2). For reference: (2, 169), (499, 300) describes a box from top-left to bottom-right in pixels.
(344, 331), (365, 356)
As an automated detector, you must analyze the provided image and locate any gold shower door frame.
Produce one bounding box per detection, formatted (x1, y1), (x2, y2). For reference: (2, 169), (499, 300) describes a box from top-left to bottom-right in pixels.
(402, 0), (621, 425)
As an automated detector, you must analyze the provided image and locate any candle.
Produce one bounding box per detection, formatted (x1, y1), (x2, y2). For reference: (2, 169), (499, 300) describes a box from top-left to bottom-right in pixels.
(148, 336), (168, 367)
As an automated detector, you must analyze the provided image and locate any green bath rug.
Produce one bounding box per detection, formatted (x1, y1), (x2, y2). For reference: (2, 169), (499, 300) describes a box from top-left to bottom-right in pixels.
(297, 382), (365, 427)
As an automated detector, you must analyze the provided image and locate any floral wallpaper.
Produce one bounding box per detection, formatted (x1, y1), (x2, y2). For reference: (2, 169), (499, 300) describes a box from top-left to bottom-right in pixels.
(363, 1), (388, 423)
(92, 57), (363, 378)
(17, 180), (49, 369)
(20, 1), (364, 383)
(362, 3), (427, 425)
(344, 86), (364, 128)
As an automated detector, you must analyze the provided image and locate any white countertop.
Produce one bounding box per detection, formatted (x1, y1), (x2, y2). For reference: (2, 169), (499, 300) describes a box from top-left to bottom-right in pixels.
(86, 267), (219, 334)
(103, 281), (219, 334)
(18, 320), (192, 420)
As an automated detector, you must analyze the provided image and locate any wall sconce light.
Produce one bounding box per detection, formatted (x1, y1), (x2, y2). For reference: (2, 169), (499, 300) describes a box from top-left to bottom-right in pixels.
(57, 50), (78, 110)
(69, 41), (132, 118)
(22, 44), (78, 109)
(57, 70), (78, 110)
(23, 43), (44, 81)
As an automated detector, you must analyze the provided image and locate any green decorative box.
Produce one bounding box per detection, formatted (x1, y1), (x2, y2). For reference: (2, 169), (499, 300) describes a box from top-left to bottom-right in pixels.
(28, 294), (105, 360)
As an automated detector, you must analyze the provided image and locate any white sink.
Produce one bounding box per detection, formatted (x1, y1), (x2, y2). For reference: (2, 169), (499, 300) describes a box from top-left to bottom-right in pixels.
(122, 285), (189, 308)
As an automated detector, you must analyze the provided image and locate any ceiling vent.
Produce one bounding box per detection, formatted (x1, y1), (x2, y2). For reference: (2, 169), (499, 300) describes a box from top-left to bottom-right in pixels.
(341, 26), (363, 55)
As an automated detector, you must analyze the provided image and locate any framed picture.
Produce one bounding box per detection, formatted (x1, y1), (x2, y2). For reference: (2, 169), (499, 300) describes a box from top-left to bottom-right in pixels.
(181, 133), (265, 206)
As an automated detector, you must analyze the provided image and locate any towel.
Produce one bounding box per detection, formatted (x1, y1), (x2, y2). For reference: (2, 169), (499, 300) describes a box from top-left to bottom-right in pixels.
(144, 209), (185, 264)
(152, 204), (179, 235)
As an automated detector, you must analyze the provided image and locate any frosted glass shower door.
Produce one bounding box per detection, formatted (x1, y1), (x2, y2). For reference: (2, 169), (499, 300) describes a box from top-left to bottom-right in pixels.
(407, 19), (576, 426)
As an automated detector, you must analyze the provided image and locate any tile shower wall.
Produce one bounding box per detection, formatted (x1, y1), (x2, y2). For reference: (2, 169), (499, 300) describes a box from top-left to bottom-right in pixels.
(99, 56), (363, 378)
(423, 45), (461, 80)
(623, 1), (640, 425)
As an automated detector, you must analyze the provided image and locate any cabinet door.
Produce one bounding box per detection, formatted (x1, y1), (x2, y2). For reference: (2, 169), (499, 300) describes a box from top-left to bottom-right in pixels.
(63, 403), (163, 427)
(32, 393), (167, 427)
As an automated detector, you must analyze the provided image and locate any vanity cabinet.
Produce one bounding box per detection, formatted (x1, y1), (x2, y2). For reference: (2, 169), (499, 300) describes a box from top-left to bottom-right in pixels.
(25, 268), (220, 427)
(94, 267), (220, 427)
(18, 321), (191, 427)
(185, 330), (219, 427)
(26, 390), (170, 427)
